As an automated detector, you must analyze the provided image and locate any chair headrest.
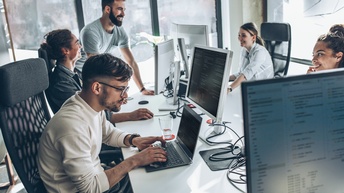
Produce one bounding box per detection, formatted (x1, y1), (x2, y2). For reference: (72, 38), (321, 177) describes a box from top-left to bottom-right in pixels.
(38, 48), (56, 74)
(0, 58), (48, 106)
(261, 22), (291, 42)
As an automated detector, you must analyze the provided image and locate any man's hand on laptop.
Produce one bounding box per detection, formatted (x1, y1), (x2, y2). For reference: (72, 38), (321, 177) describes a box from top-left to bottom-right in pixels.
(132, 136), (166, 151)
(128, 146), (167, 167)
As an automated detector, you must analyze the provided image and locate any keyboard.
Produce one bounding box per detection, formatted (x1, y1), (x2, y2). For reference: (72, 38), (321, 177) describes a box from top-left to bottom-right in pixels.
(152, 142), (185, 167)
(164, 142), (185, 166)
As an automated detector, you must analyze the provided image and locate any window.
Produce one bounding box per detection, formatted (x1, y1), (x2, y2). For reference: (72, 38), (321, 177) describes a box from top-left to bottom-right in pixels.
(157, 0), (218, 47)
(268, 0), (344, 62)
(121, 0), (153, 62)
(4, 0), (79, 53)
(1, 0), (219, 92)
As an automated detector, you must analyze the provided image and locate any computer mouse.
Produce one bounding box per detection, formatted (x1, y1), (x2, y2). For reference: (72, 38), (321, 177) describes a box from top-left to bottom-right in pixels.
(138, 100), (149, 105)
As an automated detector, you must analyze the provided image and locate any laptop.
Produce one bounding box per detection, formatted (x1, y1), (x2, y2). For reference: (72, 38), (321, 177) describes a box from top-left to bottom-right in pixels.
(145, 105), (202, 172)
(241, 69), (344, 193)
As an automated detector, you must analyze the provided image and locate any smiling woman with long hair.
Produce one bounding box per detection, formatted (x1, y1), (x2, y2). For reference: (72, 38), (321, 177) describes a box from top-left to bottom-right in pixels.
(42, 29), (82, 113)
(228, 22), (273, 92)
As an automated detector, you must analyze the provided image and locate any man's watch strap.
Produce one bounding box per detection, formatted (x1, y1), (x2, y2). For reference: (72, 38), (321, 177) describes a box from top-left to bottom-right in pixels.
(129, 133), (141, 147)
(229, 86), (233, 92)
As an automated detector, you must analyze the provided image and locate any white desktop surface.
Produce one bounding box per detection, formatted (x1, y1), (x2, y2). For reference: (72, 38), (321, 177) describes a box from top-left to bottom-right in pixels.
(117, 88), (245, 193)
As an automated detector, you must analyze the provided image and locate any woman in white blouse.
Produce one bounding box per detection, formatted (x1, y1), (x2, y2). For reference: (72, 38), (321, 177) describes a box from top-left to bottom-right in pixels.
(228, 22), (273, 92)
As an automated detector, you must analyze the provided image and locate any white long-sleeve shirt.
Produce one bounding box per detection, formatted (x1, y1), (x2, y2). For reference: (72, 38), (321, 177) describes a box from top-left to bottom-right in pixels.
(38, 92), (129, 193)
(233, 42), (274, 80)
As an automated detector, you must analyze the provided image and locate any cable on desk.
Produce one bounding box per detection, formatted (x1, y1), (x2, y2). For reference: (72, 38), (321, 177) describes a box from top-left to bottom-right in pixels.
(175, 97), (186, 118)
(203, 122), (246, 189)
(227, 157), (246, 183)
(229, 178), (246, 193)
(226, 153), (246, 192)
(232, 136), (245, 152)
(205, 122), (241, 146)
(208, 145), (239, 161)
(222, 121), (243, 143)
(207, 137), (244, 163)
(162, 88), (173, 98)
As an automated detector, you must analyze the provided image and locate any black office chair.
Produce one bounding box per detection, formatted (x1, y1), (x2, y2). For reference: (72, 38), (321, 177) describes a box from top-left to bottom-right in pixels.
(38, 47), (56, 76)
(261, 22), (291, 77)
(0, 58), (49, 193)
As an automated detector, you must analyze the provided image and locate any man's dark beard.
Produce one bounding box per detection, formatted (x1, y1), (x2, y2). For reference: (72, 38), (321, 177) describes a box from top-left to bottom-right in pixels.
(100, 89), (120, 112)
(109, 7), (123, 27)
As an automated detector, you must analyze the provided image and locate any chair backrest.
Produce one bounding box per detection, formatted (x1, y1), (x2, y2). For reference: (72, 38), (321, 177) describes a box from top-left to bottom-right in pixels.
(261, 22), (291, 77)
(38, 48), (56, 75)
(0, 58), (50, 193)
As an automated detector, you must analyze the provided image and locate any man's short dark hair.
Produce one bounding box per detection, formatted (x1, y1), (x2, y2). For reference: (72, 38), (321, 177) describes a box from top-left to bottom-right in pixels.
(102, 0), (125, 10)
(82, 53), (133, 89)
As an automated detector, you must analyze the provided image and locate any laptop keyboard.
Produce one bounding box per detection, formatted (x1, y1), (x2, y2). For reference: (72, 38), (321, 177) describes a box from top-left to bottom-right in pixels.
(153, 142), (185, 167)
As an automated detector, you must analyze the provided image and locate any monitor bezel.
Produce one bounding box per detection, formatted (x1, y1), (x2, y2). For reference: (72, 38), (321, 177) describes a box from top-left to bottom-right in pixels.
(185, 45), (233, 123)
(154, 39), (175, 95)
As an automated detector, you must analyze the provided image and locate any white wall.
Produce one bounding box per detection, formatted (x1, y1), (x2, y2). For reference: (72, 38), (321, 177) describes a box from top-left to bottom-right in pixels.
(221, 0), (263, 74)
(221, 0), (243, 73)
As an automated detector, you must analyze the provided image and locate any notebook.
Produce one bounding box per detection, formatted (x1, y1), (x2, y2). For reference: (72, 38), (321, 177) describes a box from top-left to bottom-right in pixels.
(145, 105), (202, 172)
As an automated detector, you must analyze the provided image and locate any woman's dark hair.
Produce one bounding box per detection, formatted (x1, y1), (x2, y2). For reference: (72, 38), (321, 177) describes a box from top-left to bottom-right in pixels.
(317, 32), (344, 68)
(82, 53), (133, 89)
(240, 22), (265, 47)
(40, 29), (73, 61)
(329, 24), (344, 38)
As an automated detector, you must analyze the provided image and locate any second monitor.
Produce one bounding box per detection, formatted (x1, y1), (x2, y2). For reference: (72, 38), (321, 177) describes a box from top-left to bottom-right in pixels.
(154, 39), (175, 95)
(171, 23), (209, 79)
(185, 45), (233, 144)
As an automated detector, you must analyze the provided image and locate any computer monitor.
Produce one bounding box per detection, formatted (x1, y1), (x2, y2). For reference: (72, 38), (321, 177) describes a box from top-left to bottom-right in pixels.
(241, 69), (344, 193)
(177, 38), (189, 79)
(185, 45), (233, 144)
(170, 23), (209, 78)
(157, 61), (181, 111)
(171, 61), (181, 105)
(154, 39), (175, 95)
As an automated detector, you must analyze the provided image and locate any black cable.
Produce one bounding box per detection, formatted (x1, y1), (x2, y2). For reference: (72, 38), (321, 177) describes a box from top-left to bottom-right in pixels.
(226, 155), (246, 191)
(227, 165), (246, 184)
(205, 122), (232, 145)
(232, 136), (245, 156)
(208, 145), (239, 162)
(222, 121), (242, 142)
(175, 98), (184, 117)
(162, 88), (173, 98)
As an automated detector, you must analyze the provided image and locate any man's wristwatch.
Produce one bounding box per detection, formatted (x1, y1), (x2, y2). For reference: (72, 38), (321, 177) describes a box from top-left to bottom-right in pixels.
(128, 133), (141, 147)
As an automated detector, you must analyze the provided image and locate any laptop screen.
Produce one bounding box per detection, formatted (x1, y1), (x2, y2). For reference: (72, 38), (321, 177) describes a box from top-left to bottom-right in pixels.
(241, 69), (344, 193)
(177, 106), (202, 157)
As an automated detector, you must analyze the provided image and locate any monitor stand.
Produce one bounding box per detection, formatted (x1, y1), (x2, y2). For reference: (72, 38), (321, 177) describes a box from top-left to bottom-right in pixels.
(158, 61), (181, 111)
(198, 124), (232, 146)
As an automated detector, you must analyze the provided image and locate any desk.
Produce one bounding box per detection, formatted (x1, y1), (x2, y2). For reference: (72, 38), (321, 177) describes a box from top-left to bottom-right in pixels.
(117, 88), (246, 193)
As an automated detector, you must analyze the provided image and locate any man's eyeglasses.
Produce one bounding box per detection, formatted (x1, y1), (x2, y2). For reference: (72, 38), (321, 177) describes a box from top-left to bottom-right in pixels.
(98, 82), (129, 97)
